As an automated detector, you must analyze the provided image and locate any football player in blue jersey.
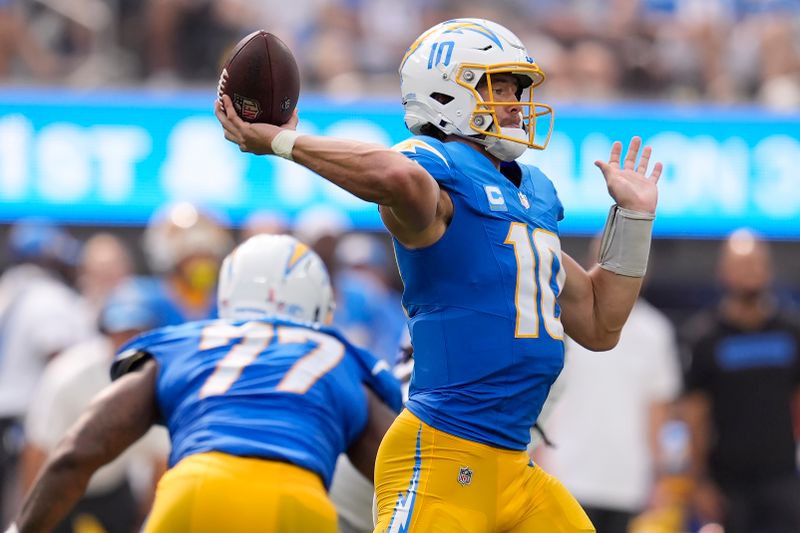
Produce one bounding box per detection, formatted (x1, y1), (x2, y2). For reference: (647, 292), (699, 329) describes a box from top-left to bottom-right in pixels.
(216, 18), (662, 533)
(6, 234), (403, 533)
(139, 202), (235, 325)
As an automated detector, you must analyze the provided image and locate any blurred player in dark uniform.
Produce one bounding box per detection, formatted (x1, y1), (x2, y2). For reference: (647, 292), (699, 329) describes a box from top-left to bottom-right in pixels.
(682, 229), (800, 533)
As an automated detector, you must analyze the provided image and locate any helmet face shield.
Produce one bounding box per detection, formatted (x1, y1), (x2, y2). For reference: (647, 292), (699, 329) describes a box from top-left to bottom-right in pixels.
(456, 64), (554, 150)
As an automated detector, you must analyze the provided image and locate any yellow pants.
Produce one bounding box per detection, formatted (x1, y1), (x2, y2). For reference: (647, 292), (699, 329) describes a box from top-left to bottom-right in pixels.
(144, 452), (337, 533)
(374, 409), (595, 533)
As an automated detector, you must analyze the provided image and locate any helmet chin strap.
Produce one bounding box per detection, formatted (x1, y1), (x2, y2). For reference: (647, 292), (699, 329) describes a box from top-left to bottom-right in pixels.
(483, 127), (528, 162)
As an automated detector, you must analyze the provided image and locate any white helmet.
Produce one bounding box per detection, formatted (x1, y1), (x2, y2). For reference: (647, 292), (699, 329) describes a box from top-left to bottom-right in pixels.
(399, 19), (553, 161)
(217, 234), (334, 325)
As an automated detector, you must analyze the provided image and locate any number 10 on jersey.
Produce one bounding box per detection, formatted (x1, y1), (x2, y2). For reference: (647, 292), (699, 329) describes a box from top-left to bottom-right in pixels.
(505, 223), (566, 339)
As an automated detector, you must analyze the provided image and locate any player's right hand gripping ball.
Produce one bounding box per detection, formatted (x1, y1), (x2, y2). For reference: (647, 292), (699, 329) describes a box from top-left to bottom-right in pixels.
(217, 30), (300, 125)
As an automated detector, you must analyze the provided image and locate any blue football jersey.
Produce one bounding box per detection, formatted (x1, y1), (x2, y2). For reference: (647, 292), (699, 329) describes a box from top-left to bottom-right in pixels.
(112, 317), (402, 487)
(333, 269), (407, 364)
(393, 136), (567, 450)
(130, 276), (218, 327)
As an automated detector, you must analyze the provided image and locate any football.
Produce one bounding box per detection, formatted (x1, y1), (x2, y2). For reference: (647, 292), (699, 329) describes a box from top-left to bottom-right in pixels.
(217, 31), (300, 125)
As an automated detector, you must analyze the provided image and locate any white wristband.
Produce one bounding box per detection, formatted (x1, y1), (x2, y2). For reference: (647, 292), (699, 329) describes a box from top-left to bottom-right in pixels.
(271, 130), (302, 161)
(5, 523), (19, 533)
(598, 204), (655, 278)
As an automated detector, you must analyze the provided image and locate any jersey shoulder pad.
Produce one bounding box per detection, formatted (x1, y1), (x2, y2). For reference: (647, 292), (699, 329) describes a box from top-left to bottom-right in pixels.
(110, 322), (198, 380)
(110, 324), (176, 380)
(392, 136), (453, 184)
(110, 347), (152, 381)
(524, 164), (564, 221)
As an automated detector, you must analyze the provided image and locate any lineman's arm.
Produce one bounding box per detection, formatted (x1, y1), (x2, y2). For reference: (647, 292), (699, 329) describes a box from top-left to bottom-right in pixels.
(215, 97), (447, 247)
(560, 137), (662, 351)
(13, 359), (159, 533)
(346, 387), (398, 482)
(18, 445), (48, 497)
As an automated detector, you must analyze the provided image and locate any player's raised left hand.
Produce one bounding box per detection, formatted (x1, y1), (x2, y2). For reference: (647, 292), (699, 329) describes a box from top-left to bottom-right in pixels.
(594, 136), (661, 215)
(215, 94), (299, 155)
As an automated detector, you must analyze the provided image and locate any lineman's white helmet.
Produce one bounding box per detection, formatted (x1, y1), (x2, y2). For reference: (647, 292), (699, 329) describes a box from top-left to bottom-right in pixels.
(399, 18), (553, 161)
(217, 234), (334, 325)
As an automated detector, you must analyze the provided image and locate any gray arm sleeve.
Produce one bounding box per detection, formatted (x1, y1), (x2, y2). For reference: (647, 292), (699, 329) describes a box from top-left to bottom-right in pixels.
(598, 205), (655, 278)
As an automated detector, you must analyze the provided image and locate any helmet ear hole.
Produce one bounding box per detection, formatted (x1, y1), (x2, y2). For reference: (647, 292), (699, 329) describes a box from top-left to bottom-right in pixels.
(430, 92), (454, 105)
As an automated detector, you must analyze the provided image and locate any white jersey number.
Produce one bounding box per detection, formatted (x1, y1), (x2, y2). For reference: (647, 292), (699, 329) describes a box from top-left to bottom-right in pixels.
(504, 223), (566, 339)
(198, 322), (344, 398)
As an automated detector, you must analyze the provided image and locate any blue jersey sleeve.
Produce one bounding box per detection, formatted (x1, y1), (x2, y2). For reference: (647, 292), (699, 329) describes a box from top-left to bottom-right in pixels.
(392, 136), (454, 188)
(350, 346), (403, 413)
(309, 323), (404, 412)
(111, 322), (209, 380)
(110, 328), (164, 380)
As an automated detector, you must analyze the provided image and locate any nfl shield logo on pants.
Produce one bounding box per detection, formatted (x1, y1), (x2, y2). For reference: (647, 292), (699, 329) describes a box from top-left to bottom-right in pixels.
(457, 466), (473, 486)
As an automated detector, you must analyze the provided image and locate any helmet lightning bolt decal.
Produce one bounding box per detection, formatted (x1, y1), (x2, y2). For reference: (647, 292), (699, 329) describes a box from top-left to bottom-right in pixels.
(284, 242), (310, 275)
(440, 21), (504, 50)
(392, 139), (450, 168)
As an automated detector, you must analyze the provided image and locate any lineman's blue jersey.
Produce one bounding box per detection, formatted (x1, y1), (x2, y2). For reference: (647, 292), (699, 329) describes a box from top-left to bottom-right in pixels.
(112, 318), (402, 487)
(393, 136), (567, 450)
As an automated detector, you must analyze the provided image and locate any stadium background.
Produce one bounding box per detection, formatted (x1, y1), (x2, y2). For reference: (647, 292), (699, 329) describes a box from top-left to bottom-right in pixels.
(0, 0), (798, 531)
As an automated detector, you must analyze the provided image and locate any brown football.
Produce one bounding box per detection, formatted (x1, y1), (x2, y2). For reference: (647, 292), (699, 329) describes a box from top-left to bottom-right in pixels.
(217, 31), (300, 125)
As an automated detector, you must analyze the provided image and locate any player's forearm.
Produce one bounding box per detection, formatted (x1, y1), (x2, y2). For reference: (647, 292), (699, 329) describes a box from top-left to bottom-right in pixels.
(18, 445), (47, 495)
(17, 364), (159, 532)
(563, 263), (642, 351)
(16, 445), (95, 533)
(292, 136), (434, 208)
(589, 266), (643, 337)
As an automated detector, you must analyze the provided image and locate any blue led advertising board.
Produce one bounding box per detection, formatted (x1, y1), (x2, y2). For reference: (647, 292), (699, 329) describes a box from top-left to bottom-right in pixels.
(0, 89), (798, 238)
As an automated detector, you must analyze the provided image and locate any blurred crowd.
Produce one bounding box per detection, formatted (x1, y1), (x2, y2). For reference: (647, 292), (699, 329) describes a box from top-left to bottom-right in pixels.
(1, 0), (800, 109)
